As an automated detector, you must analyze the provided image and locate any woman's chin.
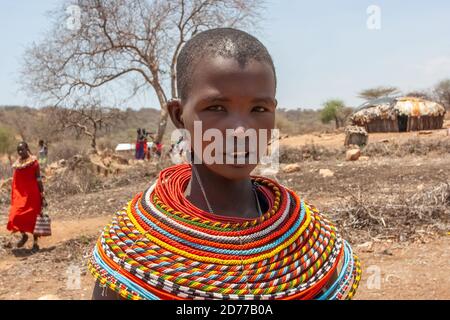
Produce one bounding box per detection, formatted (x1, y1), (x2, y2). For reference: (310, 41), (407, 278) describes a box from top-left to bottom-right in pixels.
(207, 163), (257, 180)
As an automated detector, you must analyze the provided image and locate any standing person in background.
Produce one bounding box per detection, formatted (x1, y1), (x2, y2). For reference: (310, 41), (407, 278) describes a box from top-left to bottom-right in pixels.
(154, 141), (162, 158)
(37, 139), (48, 170)
(142, 129), (149, 161)
(135, 129), (141, 159)
(7, 142), (46, 253)
(135, 129), (145, 160)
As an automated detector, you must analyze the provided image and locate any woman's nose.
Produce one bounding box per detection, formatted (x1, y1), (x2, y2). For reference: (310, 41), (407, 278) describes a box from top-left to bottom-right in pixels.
(231, 126), (246, 138)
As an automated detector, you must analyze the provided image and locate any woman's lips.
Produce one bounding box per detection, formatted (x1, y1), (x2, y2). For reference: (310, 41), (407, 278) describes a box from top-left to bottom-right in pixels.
(225, 151), (249, 157)
(222, 151), (258, 166)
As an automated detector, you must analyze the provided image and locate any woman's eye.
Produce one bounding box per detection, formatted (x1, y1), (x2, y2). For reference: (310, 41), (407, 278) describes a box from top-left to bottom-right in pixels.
(206, 105), (225, 112)
(252, 106), (267, 112)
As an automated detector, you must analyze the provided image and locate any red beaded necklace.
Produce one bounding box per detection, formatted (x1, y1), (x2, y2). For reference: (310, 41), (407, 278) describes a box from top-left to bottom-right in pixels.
(154, 163), (276, 224)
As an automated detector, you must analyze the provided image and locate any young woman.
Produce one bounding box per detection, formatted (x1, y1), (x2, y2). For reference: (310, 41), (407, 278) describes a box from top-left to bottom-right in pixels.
(7, 142), (46, 253)
(90, 28), (361, 300)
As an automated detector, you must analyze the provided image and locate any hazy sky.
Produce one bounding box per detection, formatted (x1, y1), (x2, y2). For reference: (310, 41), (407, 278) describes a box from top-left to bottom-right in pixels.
(1, 0), (449, 109)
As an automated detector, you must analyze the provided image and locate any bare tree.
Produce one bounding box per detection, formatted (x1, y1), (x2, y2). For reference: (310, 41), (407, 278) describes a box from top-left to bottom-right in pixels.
(0, 106), (66, 148)
(0, 106), (35, 141)
(21, 0), (264, 143)
(54, 101), (126, 151)
(433, 79), (450, 110)
(358, 86), (400, 101)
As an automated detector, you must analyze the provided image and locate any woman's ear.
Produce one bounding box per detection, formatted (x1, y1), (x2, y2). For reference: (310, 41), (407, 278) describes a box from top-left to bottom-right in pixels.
(274, 98), (278, 108)
(167, 99), (184, 129)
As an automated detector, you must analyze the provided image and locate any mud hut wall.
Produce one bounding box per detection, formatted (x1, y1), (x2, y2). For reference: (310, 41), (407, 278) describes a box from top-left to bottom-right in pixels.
(366, 118), (399, 133)
(407, 115), (445, 131)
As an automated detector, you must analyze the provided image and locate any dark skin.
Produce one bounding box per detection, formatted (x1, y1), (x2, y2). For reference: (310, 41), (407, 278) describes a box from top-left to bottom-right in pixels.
(92, 56), (337, 299)
(170, 56), (277, 219)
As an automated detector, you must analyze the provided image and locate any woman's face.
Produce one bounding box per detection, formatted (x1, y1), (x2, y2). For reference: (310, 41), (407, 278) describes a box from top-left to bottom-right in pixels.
(17, 144), (29, 159)
(176, 56), (277, 180)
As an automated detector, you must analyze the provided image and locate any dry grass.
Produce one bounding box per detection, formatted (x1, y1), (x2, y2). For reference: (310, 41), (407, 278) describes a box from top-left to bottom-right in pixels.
(47, 140), (87, 164)
(328, 182), (450, 243)
(46, 167), (101, 196)
(0, 162), (12, 179)
(279, 136), (450, 163)
(45, 153), (158, 197)
(276, 108), (337, 135)
(363, 137), (450, 157)
(279, 143), (344, 163)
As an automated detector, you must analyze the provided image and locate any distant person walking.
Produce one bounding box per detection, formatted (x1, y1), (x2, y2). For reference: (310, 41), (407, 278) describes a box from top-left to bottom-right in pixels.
(37, 139), (48, 169)
(6, 142), (46, 252)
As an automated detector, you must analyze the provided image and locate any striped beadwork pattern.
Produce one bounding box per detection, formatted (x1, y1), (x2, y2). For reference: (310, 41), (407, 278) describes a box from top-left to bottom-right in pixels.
(88, 164), (361, 300)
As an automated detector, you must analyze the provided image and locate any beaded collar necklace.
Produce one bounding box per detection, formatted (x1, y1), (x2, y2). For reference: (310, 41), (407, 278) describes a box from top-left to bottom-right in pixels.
(191, 163), (263, 218)
(12, 155), (37, 170)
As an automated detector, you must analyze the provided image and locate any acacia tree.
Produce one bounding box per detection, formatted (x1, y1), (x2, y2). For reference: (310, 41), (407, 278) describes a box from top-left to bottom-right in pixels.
(358, 86), (400, 101)
(320, 99), (349, 129)
(21, 0), (264, 143)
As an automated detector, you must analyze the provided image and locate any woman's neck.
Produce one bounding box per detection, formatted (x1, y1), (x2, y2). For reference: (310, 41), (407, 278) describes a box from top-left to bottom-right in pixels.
(19, 155), (30, 162)
(184, 163), (259, 219)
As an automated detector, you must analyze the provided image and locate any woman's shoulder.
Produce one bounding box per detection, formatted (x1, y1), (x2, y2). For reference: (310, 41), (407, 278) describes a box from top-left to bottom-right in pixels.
(12, 156), (38, 170)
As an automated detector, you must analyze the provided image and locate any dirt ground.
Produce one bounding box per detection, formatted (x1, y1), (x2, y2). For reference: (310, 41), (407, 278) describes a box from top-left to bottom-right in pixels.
(0, 130), (449, 300)
(281, 126), (450, 149)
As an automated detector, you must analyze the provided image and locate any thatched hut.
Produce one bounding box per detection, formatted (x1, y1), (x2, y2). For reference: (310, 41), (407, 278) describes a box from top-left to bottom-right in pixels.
(351, 97), (446, 132)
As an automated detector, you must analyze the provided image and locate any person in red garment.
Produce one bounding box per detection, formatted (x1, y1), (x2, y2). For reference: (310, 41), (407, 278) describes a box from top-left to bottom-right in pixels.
(7, 141), (46, 253)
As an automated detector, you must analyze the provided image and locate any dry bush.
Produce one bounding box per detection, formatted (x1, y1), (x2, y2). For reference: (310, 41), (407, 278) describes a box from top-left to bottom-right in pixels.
(363, 138), (450, 157)
(275, 113), (296, 134)
(46, 152), (158, 196)
(48, 141), (85, 163)
(361, 141), (393, 157)
(96, 138), (116, 153)
(0, 177), (12, 205)
(46, 168), (101, 196)
(0, 162), (12, 180)
(46, 154), (101, 196)
(0, 126), (17, 155)
(276, 109), (336, 135)
(101, 163), (158, 190)
(279, 144), (344, 163)
(260, 135), (448, 164)
(402, 138), (450, 155)
(328, 182), (450, 243)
